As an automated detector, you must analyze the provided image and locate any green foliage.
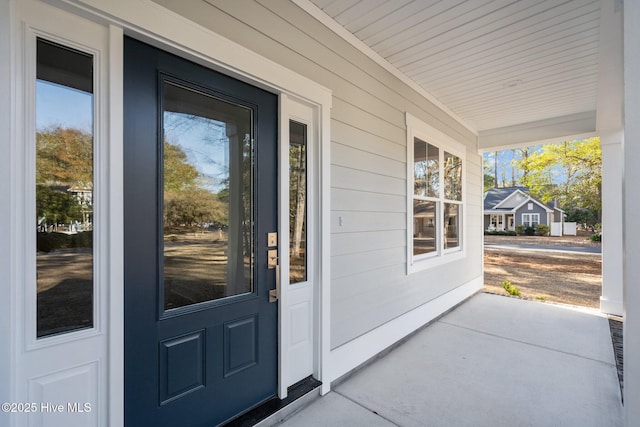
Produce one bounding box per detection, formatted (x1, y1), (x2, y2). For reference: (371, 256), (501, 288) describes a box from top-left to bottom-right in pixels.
(502, 280), (521, 297)
(483, 173), (495, 192)
(590, 224), (602, 242)
(515, 138), (601, 215)
(524, 226), (536, 236)
(164, 189), (227, 227)
(535, 224), (550, 236)
(484, 230), (517, 236)
(37, 185), (84, 225)
(163, 141), (199, 192)
(535, 296), (547, 301)
(515, 224), (525, 235)
(37, 126), (93, 186)
(36, 127), (93, 227)
(566, 208), (598, 229)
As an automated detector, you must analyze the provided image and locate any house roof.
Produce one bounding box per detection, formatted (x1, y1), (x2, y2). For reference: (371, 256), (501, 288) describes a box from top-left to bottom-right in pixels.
(483, 186), (529, 210)
(484, 186), (554, 214)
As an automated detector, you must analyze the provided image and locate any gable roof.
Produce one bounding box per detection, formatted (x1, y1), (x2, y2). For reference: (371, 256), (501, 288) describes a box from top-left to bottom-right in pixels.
(483, 186), (529, 210)
(484, 186), (554, 213)
(512, 196), (554, 214)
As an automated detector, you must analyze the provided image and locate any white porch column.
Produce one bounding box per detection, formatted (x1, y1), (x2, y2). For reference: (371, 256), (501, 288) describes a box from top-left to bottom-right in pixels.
(624, 0), (640, 423)
(0, 0), (13, 409)
(600, 133), (623, 316)
(597, 0), (624, 317)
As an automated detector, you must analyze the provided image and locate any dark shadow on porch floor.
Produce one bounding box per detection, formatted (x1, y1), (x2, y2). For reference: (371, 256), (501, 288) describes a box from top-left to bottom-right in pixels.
(224, 376), (321, 427)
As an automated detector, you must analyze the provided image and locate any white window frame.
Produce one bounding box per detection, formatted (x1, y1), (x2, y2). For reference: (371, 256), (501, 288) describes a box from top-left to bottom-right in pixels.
(522, 213), (540, 227)
(406, 113), (466, 274)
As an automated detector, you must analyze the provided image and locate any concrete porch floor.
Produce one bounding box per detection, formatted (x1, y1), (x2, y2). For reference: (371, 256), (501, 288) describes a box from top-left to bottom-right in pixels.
(278, 293), (623, 427)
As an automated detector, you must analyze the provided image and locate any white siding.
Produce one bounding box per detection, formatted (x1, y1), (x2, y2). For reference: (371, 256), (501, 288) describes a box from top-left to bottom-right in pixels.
(153, 0), (481, 348)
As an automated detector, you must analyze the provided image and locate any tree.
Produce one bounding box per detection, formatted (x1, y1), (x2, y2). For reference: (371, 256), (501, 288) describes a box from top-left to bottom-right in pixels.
(516, 137), (601, 217)
(37, 126), (93, 186)
(164, 189), (226, 227)
(36, 126), (93, 228)
(163, 141), (199, 192)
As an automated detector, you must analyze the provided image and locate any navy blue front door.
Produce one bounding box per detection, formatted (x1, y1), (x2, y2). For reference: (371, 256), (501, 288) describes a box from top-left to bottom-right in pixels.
(123, 37), (278, 426)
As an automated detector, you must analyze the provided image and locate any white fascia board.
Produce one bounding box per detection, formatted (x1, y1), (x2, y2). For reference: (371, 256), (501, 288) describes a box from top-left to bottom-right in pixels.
(512, 196), (553, 213)
(484, 210), (515, 215)
(492, 189), (528, 209)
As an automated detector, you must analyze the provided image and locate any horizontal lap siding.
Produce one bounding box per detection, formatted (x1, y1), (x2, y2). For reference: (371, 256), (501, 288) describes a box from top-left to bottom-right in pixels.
(153, 0), (481, 349)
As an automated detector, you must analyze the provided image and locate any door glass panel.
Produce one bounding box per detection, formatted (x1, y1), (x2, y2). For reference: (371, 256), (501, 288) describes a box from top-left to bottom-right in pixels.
(162, 81), (253, 310)
(36, 38), (94, 338)
(289, 121), (307, 284)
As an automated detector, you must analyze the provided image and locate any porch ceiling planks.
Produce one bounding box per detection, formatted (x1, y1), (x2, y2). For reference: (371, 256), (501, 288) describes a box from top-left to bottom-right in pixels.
(308, 0), (601, 133)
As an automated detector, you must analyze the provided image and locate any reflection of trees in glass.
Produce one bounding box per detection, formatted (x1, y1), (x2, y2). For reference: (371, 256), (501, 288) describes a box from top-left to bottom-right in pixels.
(289, 121), (307, 283)
(414, 138), (439, 197)
(163, 140), (228, 228)
(161, 88), (254, 308)
(444, 152), (462, 201)
(36, 126), (93, 231)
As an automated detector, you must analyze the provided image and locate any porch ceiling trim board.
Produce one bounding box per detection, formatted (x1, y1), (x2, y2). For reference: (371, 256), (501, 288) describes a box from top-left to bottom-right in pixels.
(477, 111), (598, 152)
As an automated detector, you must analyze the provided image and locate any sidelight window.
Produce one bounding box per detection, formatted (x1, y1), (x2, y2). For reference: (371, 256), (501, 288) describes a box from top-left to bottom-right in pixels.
(289, 120), (308, 284)
(35, 38), (95, 338)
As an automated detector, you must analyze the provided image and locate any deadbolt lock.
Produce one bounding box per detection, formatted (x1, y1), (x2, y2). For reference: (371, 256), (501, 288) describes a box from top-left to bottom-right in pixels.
(267, 232), (278, 247)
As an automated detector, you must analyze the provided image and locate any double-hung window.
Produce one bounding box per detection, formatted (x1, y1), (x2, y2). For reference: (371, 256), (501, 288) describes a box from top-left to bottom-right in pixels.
(522, 213), (540, 228)
(406, 113), (465, 273)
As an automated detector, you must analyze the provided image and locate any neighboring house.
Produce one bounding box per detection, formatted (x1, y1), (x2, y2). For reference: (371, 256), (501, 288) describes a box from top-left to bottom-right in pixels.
(1, 1), (637, 427)
(484, 187), (557, 231)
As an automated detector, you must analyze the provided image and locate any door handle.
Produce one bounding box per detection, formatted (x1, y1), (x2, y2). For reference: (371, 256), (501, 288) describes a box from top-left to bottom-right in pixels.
(270, 263), (280, 303)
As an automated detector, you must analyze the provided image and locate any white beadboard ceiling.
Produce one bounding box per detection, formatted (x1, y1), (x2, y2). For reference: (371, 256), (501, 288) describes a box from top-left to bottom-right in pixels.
(307, 0), (601, 134)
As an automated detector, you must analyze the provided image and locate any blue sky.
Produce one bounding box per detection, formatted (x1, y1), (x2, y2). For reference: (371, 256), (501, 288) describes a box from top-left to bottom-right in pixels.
(36, 80), (93, 132)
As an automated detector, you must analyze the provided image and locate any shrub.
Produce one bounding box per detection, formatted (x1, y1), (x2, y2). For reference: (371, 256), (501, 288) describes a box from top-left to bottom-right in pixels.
(484, 230), (517, 236)
(535, 224), (550, 236)
(524, 226), (536, 236)
(566, 208), (598, 230)
(502, 280), (521, 297)
(515, 224), (525, 235)
(37, 231), (93, 253)
(590, 232), (602, 242)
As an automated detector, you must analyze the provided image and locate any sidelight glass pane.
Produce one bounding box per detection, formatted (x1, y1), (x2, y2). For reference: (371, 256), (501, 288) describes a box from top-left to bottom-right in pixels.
(162, 81), (253, 310)
(414, 138), (439, 197)
(36, 38), (94, 338)
(413, 200), (437, 256)
(289, 121), (307, 284)
(444, 203), (460, 250)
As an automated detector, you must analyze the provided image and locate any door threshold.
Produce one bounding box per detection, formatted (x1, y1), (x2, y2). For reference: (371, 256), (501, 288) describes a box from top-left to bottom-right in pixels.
(223, 377), (322, 427)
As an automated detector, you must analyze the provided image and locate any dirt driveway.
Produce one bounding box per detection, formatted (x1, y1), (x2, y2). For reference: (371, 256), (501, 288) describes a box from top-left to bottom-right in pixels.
(483, 233), (602, 308)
